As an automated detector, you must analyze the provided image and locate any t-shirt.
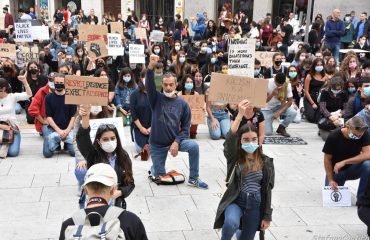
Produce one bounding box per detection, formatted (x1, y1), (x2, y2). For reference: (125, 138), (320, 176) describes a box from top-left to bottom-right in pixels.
(45, 93), (77, 130)
(231, 110), (265, 132)
(322, 128), (370, 170)
(263, 78), (293, 110)
(0, 92), (30, 122)
(59, 205), (148, 240)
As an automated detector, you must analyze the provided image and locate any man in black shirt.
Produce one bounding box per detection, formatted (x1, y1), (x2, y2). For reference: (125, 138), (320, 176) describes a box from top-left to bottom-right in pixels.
(323, 116), (370, 204)
(280, 17), (293, 57)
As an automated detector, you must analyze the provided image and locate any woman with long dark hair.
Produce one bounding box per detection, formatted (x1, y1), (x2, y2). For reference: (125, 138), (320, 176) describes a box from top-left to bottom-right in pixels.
(77, 104), (134, 209)
(214, 99), (274, 240)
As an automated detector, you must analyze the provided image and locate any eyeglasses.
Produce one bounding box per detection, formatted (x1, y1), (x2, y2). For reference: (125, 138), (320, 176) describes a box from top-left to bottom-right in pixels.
(98, 124), (116, 131)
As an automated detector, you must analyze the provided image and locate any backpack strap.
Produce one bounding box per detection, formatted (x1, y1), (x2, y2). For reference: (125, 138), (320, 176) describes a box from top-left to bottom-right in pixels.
(103, 206), (124, 222)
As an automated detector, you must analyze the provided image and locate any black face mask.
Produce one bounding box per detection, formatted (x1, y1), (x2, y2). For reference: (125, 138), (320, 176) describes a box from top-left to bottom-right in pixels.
(97, 63), (105, 68)
(54, 83), (65, 91)
(275, 61), (282, 66)
(3, 66), (11, 72)
(29, 68), (39, 75)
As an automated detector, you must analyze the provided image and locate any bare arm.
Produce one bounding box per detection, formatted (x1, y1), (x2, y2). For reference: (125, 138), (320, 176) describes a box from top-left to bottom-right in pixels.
(304, 74), (314, 104)
(324, 153), (334, 181)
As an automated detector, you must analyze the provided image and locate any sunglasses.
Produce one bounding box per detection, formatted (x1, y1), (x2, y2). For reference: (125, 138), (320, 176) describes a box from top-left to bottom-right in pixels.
(98, 124), (116, 131)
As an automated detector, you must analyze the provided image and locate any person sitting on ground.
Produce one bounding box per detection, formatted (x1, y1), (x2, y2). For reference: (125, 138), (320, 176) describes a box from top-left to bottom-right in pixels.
(262, 72), (297, 137)
(146, 54), (208, 189)
(59, 163), (148, 240)
(343, 77), (370, 121)
(263, 53), (288, 79)
(323, 116), (370, 206)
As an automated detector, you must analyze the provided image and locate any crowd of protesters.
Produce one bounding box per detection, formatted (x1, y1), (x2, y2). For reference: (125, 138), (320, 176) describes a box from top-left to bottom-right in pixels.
(1, 3), (370, 240)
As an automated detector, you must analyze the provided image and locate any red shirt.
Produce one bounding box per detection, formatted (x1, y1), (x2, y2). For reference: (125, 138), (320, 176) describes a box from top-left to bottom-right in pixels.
(63, 10), (68, 23)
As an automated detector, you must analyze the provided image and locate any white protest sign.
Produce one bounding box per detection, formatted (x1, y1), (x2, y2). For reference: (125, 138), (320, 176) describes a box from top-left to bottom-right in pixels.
(149, 30), (164, 43)
(31, 26), (50, 40)
(322, 186), (351, 207)
(89, 117), (126, 146)
(129, 44), (145, 64)
(228, 38), (255, 77)
(15, 22), (33, 42)
(107, 33), (124, 56)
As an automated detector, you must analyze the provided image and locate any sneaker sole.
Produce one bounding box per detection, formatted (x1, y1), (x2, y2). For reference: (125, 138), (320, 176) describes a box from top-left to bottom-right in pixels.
(187, 182), (209, 189)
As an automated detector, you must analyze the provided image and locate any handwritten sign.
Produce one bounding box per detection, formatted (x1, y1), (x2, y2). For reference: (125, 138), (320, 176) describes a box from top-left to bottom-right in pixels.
(21, 46), (39, 63)
(149, 30), (164, 43)
(89, 117), (125, 146)
(135, 28), (147, 40)
(65, 75), (109, 105)
(322, 186), (351, 207)
(107, 33), (124, 56)
(110, 22), (124, 38)
(86, 39), (109, 59)
(31, 25), (50, 40)
(208, 73), (268, 108)
(15, 22), (33, 42)
(228, 38), (255, 77)
(180, 95), (206, 125)
(0, 43), (16, 59)
(255, 51), (277, 68)
(78, 24), (108, 43)
(129, 44), (145, 64)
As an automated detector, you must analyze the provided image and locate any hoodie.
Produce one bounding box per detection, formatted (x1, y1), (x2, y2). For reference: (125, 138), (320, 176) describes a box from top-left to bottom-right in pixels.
(191, 13), (206, 38)
(28, 85), (51, 133)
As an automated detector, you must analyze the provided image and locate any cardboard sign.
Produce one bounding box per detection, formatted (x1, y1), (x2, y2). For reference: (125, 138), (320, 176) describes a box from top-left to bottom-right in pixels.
(65, 75), (109, 105)
(78, 24), (108, 43)
(149, 30), (164, 43)
(322, 186), (351, 207)
(135, 28), (147, 40)
(86, 39), (109, 59)
(208, 73), (268, 108)
(89, 117), (126, 146)
(110, 22), (124, 38)
(107, 33), (124, 56)
(15, 22), (33, 42)
(0, 43), (16, 59)
(129, 44), (145, 64)
(180, 95), (206, 125)
(255, 51), (277, 68)
(31, 25), (50, 40)
(21, 46), (39, 63)
(228, 38), (255, 77)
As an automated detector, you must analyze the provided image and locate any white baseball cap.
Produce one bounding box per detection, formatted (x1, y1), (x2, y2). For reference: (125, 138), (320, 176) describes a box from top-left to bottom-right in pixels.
(83, 163), (117, 187)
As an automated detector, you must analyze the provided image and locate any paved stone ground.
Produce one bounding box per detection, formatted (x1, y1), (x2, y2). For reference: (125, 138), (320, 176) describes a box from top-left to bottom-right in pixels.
(0, 115), (369, 240)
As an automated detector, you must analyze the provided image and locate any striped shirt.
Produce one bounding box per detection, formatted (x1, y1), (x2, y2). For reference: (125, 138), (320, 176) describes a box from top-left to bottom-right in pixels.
(240, 162), (263, 193)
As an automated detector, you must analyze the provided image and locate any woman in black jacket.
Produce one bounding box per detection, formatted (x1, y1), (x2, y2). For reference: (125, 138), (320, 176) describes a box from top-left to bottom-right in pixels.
(214, 99), (274, 240)
(77, 105), (135, 209)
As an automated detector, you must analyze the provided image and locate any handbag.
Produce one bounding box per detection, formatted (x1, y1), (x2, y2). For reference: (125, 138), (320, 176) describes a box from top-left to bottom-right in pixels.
(0, 121), (16, 144)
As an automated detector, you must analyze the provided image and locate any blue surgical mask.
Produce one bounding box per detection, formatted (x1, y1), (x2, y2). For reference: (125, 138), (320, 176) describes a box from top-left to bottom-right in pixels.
(211, 57), (217, 64)
(348, 87), (356, 94)
(364, 87), (370, 96)
(241, 142), (259, 154)
(123, 76), (131, 82)
(349, 130), (360, 140)
(289, 72), (297, 78)
(254, 68), (260, 76)
(256, 42), (261, 48)
(179, 57), (186, 64)
(184, 83), (193, 90)
(315, 66), (324, 72)
(331, 89), (341, 95)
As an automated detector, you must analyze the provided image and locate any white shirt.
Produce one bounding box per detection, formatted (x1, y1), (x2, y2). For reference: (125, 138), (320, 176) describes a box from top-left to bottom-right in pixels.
(20, 14), (33, 20)
(249, 27), (259, 38)
(0, 92), (31, 123)
(263, 78), (293, 110)
(288, 18), (299, 35)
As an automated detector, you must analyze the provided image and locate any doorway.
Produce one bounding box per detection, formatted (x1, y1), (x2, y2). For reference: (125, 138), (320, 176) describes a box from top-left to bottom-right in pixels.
(139, 0), (175, 27)
(104, 0), (122, 20)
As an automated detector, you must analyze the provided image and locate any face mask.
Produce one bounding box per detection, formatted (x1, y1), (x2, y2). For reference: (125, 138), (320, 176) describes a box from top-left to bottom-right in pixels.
(345, 17), (350, 22)
(211, 57), (217, 64)
(254, 68), (260, 76)
(222, 69), (228, 74)
(77, 51), (83, 57)
(201, 47), (208, 52)
(349, 62), (357, 69)
(154, 49), (160, 54)
(48, 82), (55, 89)
(256, 42), (261, 48)
(29, 68), (39, 75)
(61, 59), (66, 64)
(241, 142), (259, 153)
(179, 57), (186, 64)
(184, 83), (193, 90)
(100, 140), (117, 153)
(275, 61), (282, 66)
(299, 56), (306, 62)
(348, 87), (356, 94)
(3, 66), (11, 72)
(289, 72), (297, 78)
(123, 76), (131, 82)
(315, 66), (324, 72)
(363, 86), (370, 96)
(54, 83), (65, 91)
(194, 41), (200, 47)
(61, 44), (68, 48)
(163, 91), (175, 98)
(331, 89), (341, 95)
(195, 78), (202, 85)
(175, 46), (181, 51)
(348, 130), (360, 140)
(360, 40), (366, 45)
(107, 59), (113, 65)
(73, 39), (78, 44)
(277, 44), (282, 48)
(159, 20), (163, 24)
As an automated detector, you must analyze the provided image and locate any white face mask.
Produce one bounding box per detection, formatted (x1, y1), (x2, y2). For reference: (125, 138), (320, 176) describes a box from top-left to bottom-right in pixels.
(163, 91), (175, 98)
(100, 140), (117, 153)
(77, 51), (83, 57)
(175, 46), (181, 51)
(48, 82), (55, 89)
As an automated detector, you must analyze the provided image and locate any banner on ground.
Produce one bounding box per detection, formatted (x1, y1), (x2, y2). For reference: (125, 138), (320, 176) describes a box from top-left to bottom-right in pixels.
(149, 30), (164, 43)
(78, 24), (108, 43)
(65, 75), (109, 106)
(89, 117), (126, 146)
(255, 51), (277, 68)
(21, 46), (39, 63)
(86, 39), (109, 59)
(129, 44), (145, 63)
(110, 22), (124, 38)
(180, 95), (206, 125)
(322, 186), (351, 207)
(15, 22), (33, 42)
(208, 73), (268, 108)
(228, 38), (255, 77)
(107, 33), (124, 56)
(0, 43), (16, 59)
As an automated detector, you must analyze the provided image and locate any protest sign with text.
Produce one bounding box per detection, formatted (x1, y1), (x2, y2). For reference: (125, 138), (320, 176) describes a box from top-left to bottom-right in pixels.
(149, 30), (164, 43)
(180, 95), (206, 125)
(78, 24), (108, 43)
(107, 33), (124, 56)
(21, 46), (39, 63)
(0, 43), (16, 59)
(228, 38), (255, 77)
(110, 22), (124, 38)
(15, 22), (33, 42)
(65, 76), (109, 106)
(208, 73), (268, 108)
(255, 51), (277, 68)
(129, 44), (145, 63)
(322, 186), (351, 207)
(135, 28), (147, 40)
(86, 39), (109, 59)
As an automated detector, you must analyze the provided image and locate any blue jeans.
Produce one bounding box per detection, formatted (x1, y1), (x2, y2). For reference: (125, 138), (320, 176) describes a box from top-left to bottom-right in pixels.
(42, 125), (75, 158)
(222, 192), (261, 240)
(0, 131), (21, 157)
(325, 41), (340, 65)
(15, 103), (22, 114)
(207, 109), (230, 140)
(325, 160), (370, 204)
(128, 25), (136, 40)
(150, 139), (199, 179)
(75, 158), (87, 186)
(262, 105), (297, 136)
